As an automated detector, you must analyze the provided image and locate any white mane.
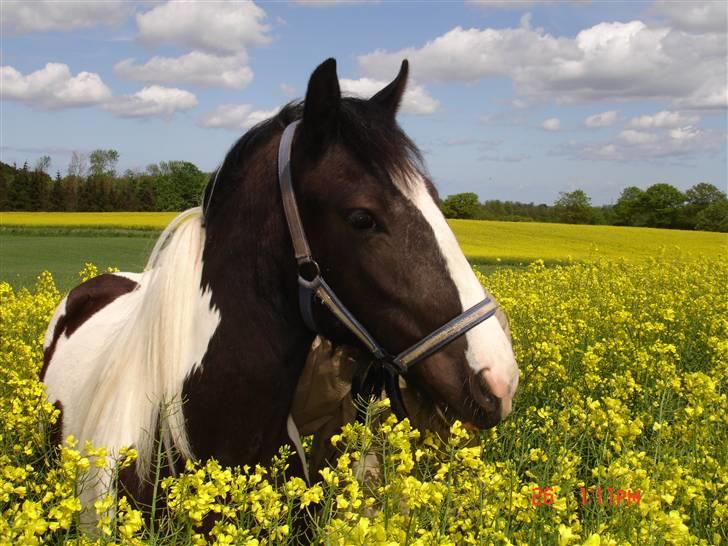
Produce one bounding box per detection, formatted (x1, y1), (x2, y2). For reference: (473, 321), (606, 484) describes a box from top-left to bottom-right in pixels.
(76, 207), (220, 477)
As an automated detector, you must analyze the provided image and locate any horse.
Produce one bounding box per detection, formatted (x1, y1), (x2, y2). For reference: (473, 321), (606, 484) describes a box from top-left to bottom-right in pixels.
(41, 58), (519, 516)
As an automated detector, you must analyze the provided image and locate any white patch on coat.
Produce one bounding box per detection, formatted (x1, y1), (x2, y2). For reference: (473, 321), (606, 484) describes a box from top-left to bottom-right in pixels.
(393, 174), (519, 417)
(43, 208), (220, 511)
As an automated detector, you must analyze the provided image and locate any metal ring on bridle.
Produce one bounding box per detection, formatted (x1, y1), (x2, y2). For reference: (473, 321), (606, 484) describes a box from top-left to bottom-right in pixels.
(297, 260), (320, 285)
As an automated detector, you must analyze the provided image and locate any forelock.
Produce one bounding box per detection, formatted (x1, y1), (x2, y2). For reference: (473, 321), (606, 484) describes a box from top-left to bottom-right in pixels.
(336, 97), (424, 188)
(203, 98), (427, 219)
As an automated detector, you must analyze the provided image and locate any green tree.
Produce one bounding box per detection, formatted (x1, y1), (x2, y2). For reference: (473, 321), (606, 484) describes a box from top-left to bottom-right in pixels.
(29, 159), (52, 210)
(62, 176), (80, 211)
(50, 171), (65, 211)
(441, 192), (480, 219)
(68, 151), (88, 179)
(8, 162), (32, 210)
(614, 186), (646, 226)
(166, 161), (207, 209)
(35, 155), (51, 174)
(0, 165), (9, 210)
(685, 182), (727, 207)
(89, 149), (119, 177)
(695, 201), (728, 232)
(642, 183), (684, 228)
(553, 189), (598, 224)
(136, 176), (157, 211)
(681, 183), (728, 229)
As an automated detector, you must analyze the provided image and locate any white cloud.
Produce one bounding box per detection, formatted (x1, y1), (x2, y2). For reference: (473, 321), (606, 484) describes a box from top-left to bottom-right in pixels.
(542, 118), (561, 131)
(0, 63), (112, 110)
(197, 104), (280, 130)
(619, 129), (659, 145)
(669, 126), (701, 141)
(675, 83), (728, 110)
(104, 86), (198, 119)
(1, 0), (130, 35)
(357, 19), (727, 109)
(114, 52), (253, 90)
(652, 0), (728, 34)
(339, 78), (439, 115)
(560, 125), (724, 161)
(627, 110), (700, 129)
(584, 110), (617, 127)
(136, 0), (270, 54)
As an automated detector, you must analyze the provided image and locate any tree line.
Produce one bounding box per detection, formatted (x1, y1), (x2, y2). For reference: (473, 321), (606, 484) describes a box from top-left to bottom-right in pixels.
(1, 151), (725, 232)
(0, 150), (208, 212)
(441, 183), (728, 232)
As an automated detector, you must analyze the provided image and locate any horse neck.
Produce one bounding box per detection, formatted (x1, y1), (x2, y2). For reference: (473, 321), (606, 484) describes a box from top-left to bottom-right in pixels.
(187, 147), (316, 467)
(199, 142), (314, 397)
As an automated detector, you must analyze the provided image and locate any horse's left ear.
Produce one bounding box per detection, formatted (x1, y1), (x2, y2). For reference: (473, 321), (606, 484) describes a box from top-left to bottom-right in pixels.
(370, 60), (409, 118)
(302, 58), (341, 152)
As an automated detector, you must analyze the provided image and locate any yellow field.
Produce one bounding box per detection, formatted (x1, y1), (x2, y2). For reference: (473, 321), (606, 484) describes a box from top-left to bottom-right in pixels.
(2, 257), (726, 544)
(0, 212), (176, 229)
(451, 219), (727, 262)
(3, 212), (725, 263)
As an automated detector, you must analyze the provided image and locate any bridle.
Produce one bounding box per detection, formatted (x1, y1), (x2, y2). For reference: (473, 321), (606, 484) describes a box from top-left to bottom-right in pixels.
(278, 120), (500, 420)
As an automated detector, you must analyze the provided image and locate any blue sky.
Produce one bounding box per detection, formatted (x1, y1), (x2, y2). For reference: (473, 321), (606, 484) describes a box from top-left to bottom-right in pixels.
(1, 0), (726, 205)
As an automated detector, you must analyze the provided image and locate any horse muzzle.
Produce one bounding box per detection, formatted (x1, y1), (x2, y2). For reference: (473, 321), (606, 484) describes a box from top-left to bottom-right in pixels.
(454, 359), (518, 429)
(471, 365), (517, 417)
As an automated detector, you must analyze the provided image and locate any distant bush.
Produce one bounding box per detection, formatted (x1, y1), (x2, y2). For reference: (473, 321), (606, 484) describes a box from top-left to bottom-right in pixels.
(441, 183), (728, 232)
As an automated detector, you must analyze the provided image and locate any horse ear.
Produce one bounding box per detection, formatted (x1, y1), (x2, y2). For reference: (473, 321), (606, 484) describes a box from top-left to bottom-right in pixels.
(302, 58), (341, 148)
(370, 60), (408, 118)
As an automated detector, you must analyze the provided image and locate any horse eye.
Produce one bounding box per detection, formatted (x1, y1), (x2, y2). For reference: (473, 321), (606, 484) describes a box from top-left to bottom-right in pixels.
(347, 209), (376, 231)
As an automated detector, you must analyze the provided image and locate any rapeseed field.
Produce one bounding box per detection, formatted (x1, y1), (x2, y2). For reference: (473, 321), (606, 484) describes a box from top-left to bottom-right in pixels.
(1, 212), (176, 230)
(451, 219), (726, 264)
(1, 255), (725, 545)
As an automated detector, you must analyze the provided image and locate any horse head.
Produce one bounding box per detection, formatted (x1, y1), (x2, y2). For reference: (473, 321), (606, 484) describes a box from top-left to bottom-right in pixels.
(288, 59), (519, 429)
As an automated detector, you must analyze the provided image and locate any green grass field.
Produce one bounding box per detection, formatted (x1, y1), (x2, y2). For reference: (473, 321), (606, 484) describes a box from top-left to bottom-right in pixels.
(1, 212), (725, 291)
(1, 235), (156, 289)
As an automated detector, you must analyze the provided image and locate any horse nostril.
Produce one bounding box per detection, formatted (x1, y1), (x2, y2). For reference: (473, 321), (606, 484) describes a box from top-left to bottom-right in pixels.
(470, 369), (499, 413)
(477, 371), (494, 403)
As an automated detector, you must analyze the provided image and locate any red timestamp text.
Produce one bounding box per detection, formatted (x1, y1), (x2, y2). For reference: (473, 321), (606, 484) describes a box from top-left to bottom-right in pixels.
(532, 486), (641, 507)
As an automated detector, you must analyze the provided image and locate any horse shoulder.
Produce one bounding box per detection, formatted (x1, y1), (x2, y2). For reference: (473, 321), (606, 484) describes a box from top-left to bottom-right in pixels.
(42, 272), (141, 379)
(42, 273), (143, 444)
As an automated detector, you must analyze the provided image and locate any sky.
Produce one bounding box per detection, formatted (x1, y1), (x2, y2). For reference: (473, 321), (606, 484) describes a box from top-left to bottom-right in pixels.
(1, 0), (726, 205)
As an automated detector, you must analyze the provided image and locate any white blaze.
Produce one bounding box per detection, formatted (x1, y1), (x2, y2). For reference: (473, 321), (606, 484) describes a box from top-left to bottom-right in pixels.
(395, 174), (519, 417)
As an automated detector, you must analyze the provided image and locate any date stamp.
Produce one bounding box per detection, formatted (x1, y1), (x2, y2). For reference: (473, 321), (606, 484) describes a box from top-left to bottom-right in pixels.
(532, 486), (641, 507)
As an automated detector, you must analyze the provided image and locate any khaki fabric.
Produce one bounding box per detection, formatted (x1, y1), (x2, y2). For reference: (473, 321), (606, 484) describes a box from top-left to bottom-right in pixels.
(291, 295), (511, 477)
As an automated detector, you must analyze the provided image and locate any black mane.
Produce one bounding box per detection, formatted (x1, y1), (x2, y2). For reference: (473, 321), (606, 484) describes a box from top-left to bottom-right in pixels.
(202, 98), (424, 220)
